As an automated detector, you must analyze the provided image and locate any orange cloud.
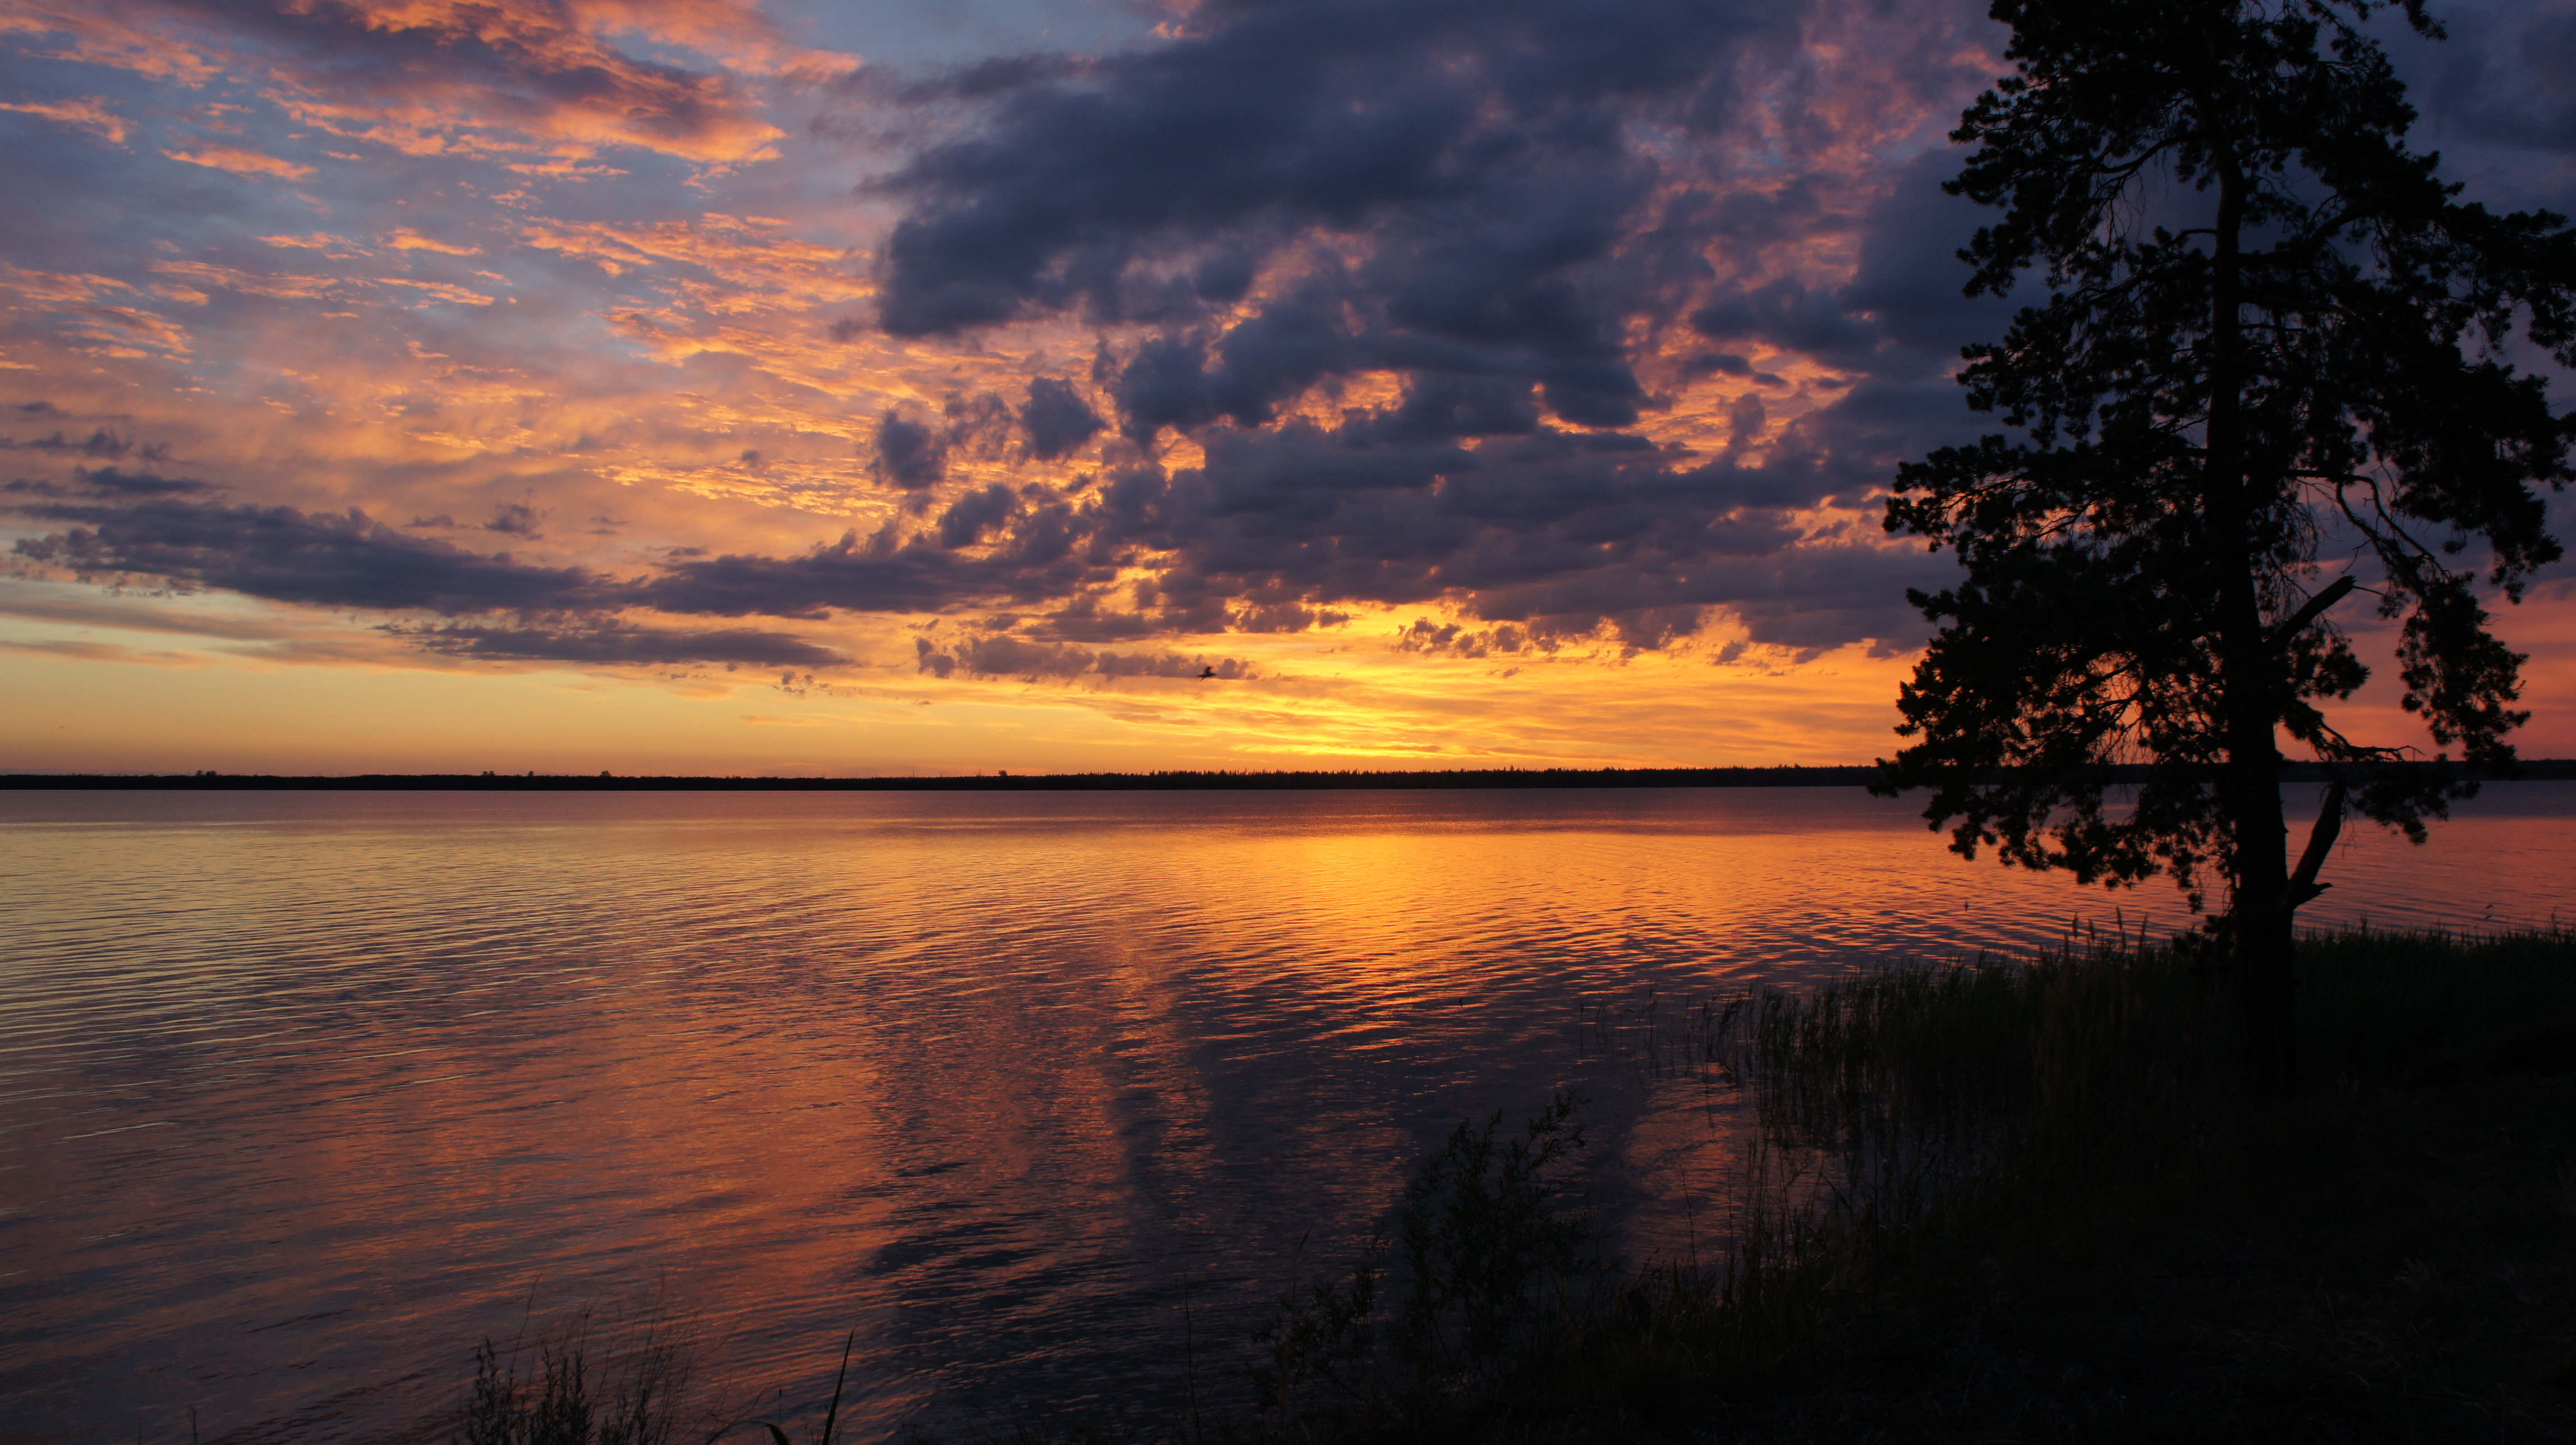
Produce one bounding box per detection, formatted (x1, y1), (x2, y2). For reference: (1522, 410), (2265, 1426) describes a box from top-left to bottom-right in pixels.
(518, 214), (852, 293)
(261, 232), (367, 252)
(0, 96), (131, 144)
(145, 259), (344, 300)
(567, 0), (861, 79)
(0, 263), (194, 357)
(249, 2), (791, 168)
(378, 277), (499, 307)
(384, 228), (481, 256)
(499, 158), (631, 178)
(0, 590), (316, 643)
(163, 144), (314, 180)
(0, 3), (224, 85)
(14, 0), (816, 171)
(0, 638), (210, 667)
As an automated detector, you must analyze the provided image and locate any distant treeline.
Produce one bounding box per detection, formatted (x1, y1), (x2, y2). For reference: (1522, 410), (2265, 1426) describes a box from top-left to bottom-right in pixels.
(7, 761), (2574, 791)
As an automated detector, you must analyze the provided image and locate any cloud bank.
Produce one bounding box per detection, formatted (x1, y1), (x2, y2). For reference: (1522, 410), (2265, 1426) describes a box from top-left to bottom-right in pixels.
(3, 0), (2566, 719)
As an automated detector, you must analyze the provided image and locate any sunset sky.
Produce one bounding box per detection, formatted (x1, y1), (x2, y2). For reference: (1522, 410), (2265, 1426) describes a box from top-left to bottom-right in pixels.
(2, 0), (2572, 776)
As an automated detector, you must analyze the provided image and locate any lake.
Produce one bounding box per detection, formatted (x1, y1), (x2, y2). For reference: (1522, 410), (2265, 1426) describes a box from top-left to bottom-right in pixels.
(2, 785), (2569, 1441)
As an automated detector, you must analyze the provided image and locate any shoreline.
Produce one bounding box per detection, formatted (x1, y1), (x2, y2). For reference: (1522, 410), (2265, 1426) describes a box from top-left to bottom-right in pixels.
(7, 760), (2575, 791)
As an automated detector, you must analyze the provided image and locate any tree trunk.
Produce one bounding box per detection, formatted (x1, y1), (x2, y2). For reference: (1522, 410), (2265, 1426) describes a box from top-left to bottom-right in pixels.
(2202, 136), (2299, 1097)
(2226, 750), (2297, 1095)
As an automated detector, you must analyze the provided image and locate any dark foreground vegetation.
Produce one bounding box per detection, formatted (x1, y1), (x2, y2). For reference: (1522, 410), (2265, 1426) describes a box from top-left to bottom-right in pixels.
(421, 926), (2576, 1445)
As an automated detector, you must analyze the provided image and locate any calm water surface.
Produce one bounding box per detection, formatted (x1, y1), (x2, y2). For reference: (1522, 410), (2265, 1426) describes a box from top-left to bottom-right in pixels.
(2, 785), (2569, 1441)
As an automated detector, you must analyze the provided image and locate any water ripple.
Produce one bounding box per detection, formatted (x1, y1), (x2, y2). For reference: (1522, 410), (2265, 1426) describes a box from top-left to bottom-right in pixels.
(1, 785), (2568, 1440)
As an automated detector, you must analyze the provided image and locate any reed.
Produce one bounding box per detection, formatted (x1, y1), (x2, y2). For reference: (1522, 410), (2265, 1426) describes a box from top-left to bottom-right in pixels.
(1252, 1092), (1607, 1433)
(2296, 924), (2576, 1084)
(455, 1306), (701, 1445)
(1703, 929), (2238, 1285)
(1244, 923), (2576, 1439)
(1708, 925), (2576, 1281)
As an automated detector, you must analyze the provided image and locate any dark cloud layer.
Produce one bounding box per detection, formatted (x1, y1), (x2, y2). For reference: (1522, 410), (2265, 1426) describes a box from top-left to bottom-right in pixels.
(914, 632), (1249, 680)
(871, 413), (948, 490)
(873, 0), (1786, 338)
(137, 0), (778, 160)
(397, 622), (850, 669)
(10, 497), (615, 614)
(1, 429), (165, 461)
(864, 0), (1817, 462)
(6, 466), (215, 499)
(5, 132), (1994, 664)
(633, 509), (1111, 619)
(832, 0), (2007, 655)
(1020, 377), (1105, 461)
(2399, 3), (2576, 169)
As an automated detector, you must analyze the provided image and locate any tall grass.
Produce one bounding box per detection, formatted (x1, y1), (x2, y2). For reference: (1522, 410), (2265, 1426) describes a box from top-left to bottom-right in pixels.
(1261, 924), (2576, 1434)
(448, 1314), (861, 1445)
(1705, 931), (2235, 1280)
(2297, 926), (2576, 1083)
(456, 1309), (698, 1445)
(1253, 1093), (1607, 1433)
(1686, 925), (2576, 1347)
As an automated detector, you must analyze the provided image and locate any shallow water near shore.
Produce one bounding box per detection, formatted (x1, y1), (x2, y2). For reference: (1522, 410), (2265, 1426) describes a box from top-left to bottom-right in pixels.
(2, 784), (2569, 1441)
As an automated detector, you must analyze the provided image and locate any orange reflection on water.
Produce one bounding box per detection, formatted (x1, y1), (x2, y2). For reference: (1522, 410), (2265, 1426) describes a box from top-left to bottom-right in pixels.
(4, 786), (2572, 1439)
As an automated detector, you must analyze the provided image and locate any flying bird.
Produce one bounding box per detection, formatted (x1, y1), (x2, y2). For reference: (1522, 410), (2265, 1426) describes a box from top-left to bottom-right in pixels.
(1197, 666), (1217, 679)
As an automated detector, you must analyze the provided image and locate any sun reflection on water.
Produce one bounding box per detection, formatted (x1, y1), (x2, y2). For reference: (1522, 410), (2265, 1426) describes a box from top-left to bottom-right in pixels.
(1, 785), (2567, 1439)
